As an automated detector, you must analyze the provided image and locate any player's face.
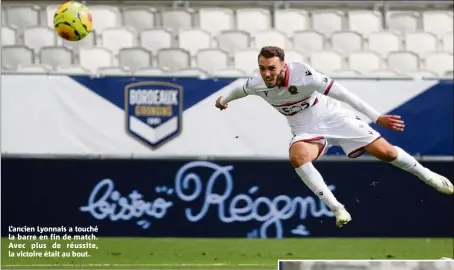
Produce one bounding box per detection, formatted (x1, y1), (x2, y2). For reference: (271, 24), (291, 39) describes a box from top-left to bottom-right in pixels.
(258, 56), (286, 88)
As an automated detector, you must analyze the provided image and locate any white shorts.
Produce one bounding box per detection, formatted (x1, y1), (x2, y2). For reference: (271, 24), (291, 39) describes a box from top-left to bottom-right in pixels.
(289, 114), (381, 159)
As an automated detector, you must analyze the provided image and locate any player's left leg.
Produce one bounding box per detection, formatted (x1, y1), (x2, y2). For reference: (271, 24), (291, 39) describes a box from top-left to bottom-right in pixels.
(289, 135), (352, 227)
(363, 138), (453, 195)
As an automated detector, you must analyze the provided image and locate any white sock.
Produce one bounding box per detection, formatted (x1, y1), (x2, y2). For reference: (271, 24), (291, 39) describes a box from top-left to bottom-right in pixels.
(295, 162), (341, 211)
(390, 146), (433, 183)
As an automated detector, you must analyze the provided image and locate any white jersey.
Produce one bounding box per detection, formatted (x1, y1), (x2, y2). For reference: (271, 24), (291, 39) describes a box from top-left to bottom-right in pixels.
(242, 61), (345, 134)
(233, 61), (381, 158)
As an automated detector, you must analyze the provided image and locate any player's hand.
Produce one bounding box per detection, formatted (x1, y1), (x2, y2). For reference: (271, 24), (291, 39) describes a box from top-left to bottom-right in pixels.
(215, 96), (228, 110)
(376, 115), (405, 132)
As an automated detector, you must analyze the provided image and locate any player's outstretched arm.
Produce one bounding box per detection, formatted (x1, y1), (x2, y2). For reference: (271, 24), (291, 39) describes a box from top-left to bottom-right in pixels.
(325, 81), (381, 122)
(215, 86), (248, 110)
(324, 81), (405, 132)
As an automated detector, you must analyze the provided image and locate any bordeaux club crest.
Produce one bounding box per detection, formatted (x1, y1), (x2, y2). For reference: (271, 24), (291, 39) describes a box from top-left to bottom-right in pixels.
(124, 81), (183, 149)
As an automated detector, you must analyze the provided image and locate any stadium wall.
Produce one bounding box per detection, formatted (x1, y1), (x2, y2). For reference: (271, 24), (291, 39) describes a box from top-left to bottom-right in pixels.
(1, 74), (453, 157)
(2, 157), (453, 238)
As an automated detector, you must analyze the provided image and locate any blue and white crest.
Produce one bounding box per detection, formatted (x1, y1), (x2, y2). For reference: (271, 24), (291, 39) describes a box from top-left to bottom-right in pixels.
(124, 81), (183, 149)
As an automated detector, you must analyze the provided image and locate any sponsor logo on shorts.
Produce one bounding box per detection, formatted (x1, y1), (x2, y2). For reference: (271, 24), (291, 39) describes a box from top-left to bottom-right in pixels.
(124, 81), (183, 149)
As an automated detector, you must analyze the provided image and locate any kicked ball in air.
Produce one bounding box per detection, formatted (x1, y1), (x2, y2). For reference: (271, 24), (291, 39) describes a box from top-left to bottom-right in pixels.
(54, 1), (93, 41)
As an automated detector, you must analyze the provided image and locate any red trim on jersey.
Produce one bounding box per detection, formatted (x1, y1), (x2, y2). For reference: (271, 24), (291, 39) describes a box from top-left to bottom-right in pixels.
(283, 64), (290, 87)
(278, 64), (290, 88)
(312, 97), (318, 106)
(347, 135), (383, 159)
(271, 96), (311, 107)
(323, 79), (334, 95)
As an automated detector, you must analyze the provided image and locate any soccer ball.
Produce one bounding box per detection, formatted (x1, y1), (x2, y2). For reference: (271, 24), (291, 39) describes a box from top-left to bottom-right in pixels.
(54, 1), (93, 41)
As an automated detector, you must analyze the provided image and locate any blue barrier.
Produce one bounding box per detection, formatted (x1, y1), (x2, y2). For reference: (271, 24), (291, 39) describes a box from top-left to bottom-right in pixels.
(2, 75), (453, 156)
(2, 158), (453, 238)
(73, 76), (454, 156)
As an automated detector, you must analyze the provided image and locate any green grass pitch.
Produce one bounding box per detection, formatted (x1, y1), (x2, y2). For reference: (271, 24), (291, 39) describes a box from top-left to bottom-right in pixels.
(2, 238), (453, 269)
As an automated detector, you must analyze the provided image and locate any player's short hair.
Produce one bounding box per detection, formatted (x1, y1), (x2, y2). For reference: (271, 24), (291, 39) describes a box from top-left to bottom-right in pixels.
(258, 46), (285, 61)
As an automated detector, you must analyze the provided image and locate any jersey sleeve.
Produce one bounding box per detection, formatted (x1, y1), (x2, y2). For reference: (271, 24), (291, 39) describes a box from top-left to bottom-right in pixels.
(219, 74), (261, 105)
(242, 74), (262, 95)
(293, 62), (334, 95)
(292, 62), (381, 122)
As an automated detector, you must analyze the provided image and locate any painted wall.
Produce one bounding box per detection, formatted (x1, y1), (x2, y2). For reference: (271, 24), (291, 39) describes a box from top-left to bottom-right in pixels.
(1, 75), (452, 157)
(2, 158), (453, 238)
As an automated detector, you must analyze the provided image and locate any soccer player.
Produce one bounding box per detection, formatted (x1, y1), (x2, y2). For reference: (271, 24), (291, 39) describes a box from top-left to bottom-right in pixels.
(215, 46), (453, 228)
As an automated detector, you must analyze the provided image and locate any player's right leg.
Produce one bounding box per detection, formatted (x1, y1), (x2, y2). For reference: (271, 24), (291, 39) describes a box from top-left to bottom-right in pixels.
(363, 137), (453, 195)
(289, 139), (352, 228)
(335, 114), (453, 195)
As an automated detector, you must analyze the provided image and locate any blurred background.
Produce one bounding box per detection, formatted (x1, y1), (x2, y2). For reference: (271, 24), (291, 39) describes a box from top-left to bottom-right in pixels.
(1, 0), (453, 268)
